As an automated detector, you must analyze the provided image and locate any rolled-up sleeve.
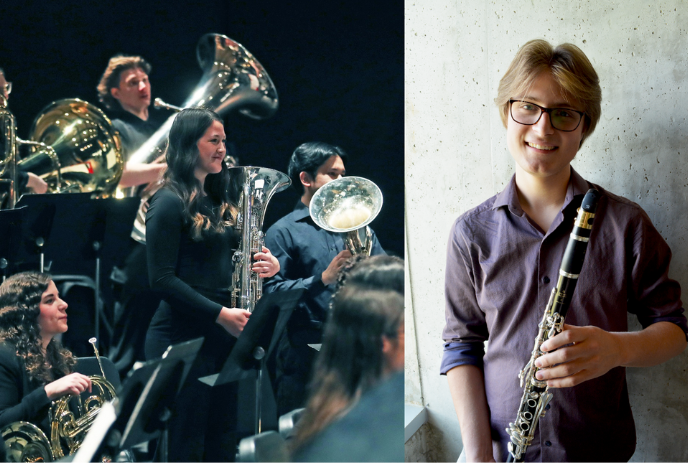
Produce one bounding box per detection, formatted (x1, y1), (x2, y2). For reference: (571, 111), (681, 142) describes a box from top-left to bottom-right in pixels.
(441, 217), (489, 374)
(628, 209), (688, 339)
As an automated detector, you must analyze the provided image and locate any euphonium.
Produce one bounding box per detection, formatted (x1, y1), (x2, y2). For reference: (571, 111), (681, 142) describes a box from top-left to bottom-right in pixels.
(229, 166), (290, 312)
(1, 338), (117, 462)
(309, 176), (383, 255)
(118, 33), (278, 199)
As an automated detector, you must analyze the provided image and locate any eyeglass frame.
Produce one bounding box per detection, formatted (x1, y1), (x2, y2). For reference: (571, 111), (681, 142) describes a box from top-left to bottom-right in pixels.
(508, 99), (586, 132)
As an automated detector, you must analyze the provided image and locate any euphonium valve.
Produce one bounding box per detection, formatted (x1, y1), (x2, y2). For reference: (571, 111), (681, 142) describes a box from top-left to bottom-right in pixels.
(309, 176), (383, 255)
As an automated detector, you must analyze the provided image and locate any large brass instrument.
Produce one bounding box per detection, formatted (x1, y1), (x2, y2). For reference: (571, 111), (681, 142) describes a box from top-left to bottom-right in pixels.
(121, 33), (278, 199)
(229, 166), (290, 312)
(1, 339), (117, 462)
(309, 177), (383, 255)
(0, 95), (19, 208)
(26, 98), (123, 196)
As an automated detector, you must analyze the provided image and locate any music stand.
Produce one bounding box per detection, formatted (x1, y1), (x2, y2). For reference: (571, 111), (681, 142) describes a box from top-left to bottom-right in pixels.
(199, 289), (304, 436)
(16, 194), (139, 342)
(72, 337), (205, 463)
(0, 206), (27, 280)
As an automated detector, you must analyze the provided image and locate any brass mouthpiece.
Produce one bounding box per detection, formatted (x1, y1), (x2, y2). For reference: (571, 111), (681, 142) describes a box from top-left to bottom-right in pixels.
(154, 98), (182, 113)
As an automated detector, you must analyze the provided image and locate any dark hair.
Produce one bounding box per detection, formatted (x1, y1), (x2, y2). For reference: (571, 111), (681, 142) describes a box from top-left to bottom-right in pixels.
(292, 287), (404, 449)
(97, 55), (152, 110)
(335, 255), (404, 295)
(287, 142), (347, 194)
(0, 272), (75, 385)
(162, 108), (237, 239)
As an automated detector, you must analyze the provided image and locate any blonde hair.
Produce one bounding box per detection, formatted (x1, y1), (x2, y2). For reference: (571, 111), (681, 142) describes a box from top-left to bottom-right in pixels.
(496, 39), (602, 146)
(96, 55), (151, 110)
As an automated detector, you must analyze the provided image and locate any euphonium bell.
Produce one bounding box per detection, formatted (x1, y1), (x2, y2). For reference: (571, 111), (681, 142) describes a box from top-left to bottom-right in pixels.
(309, 177), (383, 256)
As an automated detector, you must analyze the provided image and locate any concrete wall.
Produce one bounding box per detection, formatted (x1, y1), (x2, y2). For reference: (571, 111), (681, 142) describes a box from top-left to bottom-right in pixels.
(405, 1), (688, 461)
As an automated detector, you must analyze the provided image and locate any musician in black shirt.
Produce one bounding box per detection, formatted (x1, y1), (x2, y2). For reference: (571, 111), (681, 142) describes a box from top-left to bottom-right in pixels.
(144, 108), (278, 461)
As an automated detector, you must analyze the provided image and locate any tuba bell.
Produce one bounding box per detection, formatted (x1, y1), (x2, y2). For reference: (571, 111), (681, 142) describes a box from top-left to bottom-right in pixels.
(309, 176), (383, 255)
(229, 166), (290, 312)
(25, 98), (123, 196)
(121, 33), (278, 184)
(1, 338), (117, 462)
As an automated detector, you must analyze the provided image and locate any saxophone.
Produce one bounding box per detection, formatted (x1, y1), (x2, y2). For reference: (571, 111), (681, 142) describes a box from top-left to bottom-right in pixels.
(229, 166), (290, 312)
(506, 188), (601, 462)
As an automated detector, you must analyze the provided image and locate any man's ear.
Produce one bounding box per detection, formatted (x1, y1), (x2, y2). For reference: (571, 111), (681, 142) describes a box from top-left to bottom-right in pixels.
(110, 87), (120, 101)
(299, 171), (312, 188)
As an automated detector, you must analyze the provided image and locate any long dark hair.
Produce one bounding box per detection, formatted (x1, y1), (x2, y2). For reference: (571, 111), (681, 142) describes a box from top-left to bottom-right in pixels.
(292, 286), (404, 449)
(162, 107), (237, 239)
(0, 272), (75, 385)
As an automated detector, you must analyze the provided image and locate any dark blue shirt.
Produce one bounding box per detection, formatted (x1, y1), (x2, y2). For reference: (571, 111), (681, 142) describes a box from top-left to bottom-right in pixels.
(264, 200), (385, 342)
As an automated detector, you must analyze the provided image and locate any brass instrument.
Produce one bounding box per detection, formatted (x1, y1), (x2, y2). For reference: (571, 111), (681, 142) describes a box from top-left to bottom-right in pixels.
(25, 98), (123, 196)
(120, 33), (278, 199)
(0, 95), (19, 208)
(229, 166), (290, 312)
(1, 338), (118, 462)
(309, 176), (383, 255)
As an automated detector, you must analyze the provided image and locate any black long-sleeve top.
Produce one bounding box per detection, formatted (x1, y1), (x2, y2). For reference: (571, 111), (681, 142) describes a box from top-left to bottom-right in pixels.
(0, 343), (52, 432)
(145, 187), (240, 358)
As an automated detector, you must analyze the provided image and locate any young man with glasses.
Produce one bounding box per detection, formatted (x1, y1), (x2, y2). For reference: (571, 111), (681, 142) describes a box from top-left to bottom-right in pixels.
(441, 40), (687, 462)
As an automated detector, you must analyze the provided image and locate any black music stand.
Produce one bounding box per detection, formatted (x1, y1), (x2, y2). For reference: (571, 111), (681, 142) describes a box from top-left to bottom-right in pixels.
(16, 194), (139, 348)
(0, 206), (27, 280)
(199, 289), (304, 437)
(72, 338), (205, 463)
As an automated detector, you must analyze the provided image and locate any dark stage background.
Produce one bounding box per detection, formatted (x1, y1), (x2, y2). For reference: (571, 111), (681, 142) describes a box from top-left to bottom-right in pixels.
(0, 0), (404, 259)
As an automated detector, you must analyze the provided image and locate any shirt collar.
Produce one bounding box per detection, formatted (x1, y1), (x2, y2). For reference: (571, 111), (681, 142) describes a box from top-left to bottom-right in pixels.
(492, 166), (590, 215)
(293, 200), (312, 221)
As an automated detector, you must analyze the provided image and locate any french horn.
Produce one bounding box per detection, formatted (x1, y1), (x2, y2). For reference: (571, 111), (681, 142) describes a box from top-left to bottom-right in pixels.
(309, 176), (383, 255)
(1, 338), (117, 462)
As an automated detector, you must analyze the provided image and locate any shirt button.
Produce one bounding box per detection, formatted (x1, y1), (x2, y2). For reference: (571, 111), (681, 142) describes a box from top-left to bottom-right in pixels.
(545, 404), (550, 410)
(543, 276), (550, 284)
(545, 441), (552, 447)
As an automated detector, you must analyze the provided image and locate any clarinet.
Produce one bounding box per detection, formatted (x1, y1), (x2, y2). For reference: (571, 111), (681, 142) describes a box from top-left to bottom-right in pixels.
(506, 188), (601, 462)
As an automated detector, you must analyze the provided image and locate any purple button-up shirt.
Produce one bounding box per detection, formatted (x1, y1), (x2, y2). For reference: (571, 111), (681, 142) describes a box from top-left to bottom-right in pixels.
(441, 168), (687, 462)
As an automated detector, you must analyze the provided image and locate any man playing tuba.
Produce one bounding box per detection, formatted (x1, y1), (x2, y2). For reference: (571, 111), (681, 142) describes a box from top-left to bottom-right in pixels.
(96, 55), (167, 377)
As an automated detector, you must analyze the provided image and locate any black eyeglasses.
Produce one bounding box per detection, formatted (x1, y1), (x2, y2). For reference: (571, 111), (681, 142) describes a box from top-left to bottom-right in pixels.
(509, 99), (585, 132)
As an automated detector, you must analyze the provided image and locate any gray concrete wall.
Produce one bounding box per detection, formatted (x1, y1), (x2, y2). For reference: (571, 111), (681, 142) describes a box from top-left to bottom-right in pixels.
(405, 1), (688, 461)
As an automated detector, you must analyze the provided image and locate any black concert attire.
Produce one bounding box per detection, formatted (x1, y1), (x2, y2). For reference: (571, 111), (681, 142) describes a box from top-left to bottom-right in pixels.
(0, 343), (52, 433)
(107, 109), (165, 377)
(144, 187), (240, 462)
(263, 200), (385, 416)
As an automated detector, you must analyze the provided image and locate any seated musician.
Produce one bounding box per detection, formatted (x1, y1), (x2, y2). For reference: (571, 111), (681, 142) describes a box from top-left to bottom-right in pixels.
(442, 40), (688, 462)
(0, 272), (91, 434)
(264, 141), (386, 417)
(292, 255), (404, 462)
(0, 67), (49, 200)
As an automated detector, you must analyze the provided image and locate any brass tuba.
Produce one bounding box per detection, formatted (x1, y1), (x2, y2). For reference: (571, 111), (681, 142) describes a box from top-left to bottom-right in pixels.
(122, 33), (278, 177)
(1, 339), (117, 462)
(309, 177), (383, 255)
(229, 166), (290, 312)
(25, 98), (123, 196)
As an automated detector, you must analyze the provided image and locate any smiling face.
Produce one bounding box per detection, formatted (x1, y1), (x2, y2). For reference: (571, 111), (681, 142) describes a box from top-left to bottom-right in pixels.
(194, 120), (226, 182)
(110, 67), (151, 116)
(38, 280), (68, 340)
(506, 71), (585, 182)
